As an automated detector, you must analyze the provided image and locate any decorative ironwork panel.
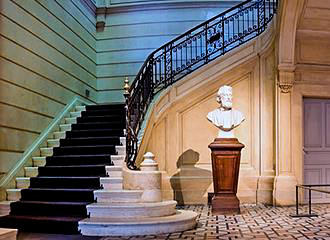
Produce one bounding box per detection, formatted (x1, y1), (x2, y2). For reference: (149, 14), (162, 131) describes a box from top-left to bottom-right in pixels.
(124, 0), (278, 169)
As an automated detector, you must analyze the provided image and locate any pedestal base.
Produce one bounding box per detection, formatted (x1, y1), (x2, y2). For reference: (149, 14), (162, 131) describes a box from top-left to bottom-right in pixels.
(212, 195), (240, 214)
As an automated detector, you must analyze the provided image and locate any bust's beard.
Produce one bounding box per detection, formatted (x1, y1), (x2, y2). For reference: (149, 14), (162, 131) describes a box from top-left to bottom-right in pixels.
(222, 101), (232, 109)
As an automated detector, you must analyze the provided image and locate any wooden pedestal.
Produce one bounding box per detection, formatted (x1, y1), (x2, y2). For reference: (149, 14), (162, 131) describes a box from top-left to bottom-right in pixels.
(208, 138), (244, 214)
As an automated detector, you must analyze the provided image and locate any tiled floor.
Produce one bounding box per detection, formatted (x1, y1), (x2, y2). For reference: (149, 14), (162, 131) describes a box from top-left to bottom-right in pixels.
(18, 204), (330, 240)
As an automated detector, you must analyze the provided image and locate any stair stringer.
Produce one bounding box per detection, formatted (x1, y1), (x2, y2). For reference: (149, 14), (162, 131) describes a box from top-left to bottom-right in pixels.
(0, 96), (93, 215)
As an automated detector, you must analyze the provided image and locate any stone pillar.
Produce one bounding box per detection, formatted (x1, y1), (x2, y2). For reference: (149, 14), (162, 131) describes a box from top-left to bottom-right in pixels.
(274, 65), (298, 206)
(123, 152), (162, 202)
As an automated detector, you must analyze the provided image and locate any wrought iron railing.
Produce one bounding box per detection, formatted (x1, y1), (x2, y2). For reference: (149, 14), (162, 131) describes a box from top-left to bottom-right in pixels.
(124, 0), (278, 169)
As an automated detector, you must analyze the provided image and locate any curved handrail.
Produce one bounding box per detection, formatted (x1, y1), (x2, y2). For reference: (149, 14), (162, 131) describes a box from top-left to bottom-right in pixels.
(124, 0), (278, 169)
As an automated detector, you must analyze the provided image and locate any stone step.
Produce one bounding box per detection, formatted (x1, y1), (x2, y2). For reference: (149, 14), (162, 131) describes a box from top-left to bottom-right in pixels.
(59, 124), (71, 132)
(120, 137), (126, 146)
(106, 166), (122, 177)
(24, 166), (38, 177)
(79, 210), (198, 236)
(0, 228), (17, 240)
(75, 105), (86, 112)
(16, 177), (30, 189)
(47, 139), (60, 148)
(70, 111), (82, 118)
(40, 147), (53, 157)
(6, 189), (21, 201)
(65, 117), (77, 124)
(115, 146), (125, 155)
(0, 201), (12, 216)
(94, 190), (143, 203)
(53, 131), (66, 139)
(32, 156), (46, 167)
(111, 155), (125, 166)
(87, 201), (177, 218)
(100, 177), (122, 190)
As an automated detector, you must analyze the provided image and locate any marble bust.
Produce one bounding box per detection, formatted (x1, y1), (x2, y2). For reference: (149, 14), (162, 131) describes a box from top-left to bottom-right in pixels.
(207, 85), (245, 138)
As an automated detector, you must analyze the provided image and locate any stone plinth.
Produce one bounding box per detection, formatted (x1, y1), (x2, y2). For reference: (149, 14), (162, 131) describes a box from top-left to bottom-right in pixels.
(209, 138), (244, 214)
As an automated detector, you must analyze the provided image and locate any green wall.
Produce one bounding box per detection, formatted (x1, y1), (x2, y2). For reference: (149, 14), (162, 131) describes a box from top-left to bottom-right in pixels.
(0, 0), (97, 173)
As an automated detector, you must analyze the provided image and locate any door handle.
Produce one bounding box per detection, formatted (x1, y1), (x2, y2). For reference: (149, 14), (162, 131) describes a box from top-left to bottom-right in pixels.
(303, 149), (308, 154)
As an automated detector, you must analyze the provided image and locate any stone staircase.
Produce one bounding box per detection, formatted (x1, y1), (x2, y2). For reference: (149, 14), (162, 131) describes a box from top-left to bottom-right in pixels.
(0, 103), (197, 236)
(79, 152), (198, 236)
(0, 104), (126, 233)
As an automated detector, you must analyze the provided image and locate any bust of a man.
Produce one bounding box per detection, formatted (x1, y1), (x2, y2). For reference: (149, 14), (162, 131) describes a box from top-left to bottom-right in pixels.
(207, 85), (245, 138)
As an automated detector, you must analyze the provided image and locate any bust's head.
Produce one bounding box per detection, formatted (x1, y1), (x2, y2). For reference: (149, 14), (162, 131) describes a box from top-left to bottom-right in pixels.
(216, 85), (232, 110)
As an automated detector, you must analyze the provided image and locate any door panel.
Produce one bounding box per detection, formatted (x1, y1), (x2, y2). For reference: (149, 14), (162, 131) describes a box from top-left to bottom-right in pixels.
(304, 98), (330, 203)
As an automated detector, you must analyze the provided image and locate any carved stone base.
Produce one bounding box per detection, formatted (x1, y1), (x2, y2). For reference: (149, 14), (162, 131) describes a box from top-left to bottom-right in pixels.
(209, 138), (244, 215)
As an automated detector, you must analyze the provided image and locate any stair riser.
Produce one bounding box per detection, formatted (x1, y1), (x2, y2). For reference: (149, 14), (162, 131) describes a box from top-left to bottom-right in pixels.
(6, 190), (21, 201)
(52, 147), (116, 156)
(29, 178), (101, 189)
(81, 110), (125, 117)
(24, 167), (38, 177)
(20, 189), (95, 202)
(101, 183), (123, 190)
(38, 166), (106, 177)
(16, 179), (30, 189)
(32, 157), (46, 167)
(94, 192), (142, 203)
(77, 116), (125, 124)
(46, 158), (112, 166)
(53, 132), (66, 139)
(65, 118), (77, 124)
(66, 130), (124, 138)
(40, 148), (53, 157)
(87, 206), (176, 218)
(60, 138), (121, 147)
(85, 105), (125, 111)
(47, 139), (60, 148)
(70, 112), (82, 118)
(71, 123), (125, 130)
(60, 124), (71, 132)
(78, 211), (197, 236)
(10, 203), (88, 217)
(0, 217), (80, 234)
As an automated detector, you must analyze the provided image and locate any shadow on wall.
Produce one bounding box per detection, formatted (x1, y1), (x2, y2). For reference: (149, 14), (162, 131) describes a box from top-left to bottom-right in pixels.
(170, 149), (212, 205)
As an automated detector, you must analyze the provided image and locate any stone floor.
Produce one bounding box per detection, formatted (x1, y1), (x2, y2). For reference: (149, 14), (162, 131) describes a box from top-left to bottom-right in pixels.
(18, 204), (330, 240)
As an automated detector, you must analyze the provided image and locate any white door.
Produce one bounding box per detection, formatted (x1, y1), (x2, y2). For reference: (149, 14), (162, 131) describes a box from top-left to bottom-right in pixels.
(304, 98), (330, 203)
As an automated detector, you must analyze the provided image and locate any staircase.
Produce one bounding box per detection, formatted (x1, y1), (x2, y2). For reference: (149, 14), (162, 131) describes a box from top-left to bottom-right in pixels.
(0, 104), (126, 234)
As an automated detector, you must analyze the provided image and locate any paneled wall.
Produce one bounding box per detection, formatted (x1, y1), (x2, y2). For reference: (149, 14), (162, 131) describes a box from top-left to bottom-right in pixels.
(136, 22), (276, 204)
(96, 1), (242, 102)
(0, 0), (97, 173)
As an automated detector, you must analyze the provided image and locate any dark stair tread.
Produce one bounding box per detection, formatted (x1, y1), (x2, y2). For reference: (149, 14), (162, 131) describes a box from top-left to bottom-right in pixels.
(60, 136), (121, 146)
(0, 215), (82, 234)
(55, 144), (116, 149)
(77, 115), (125, 122)
(86, 105), (125, 111)
(10, 200), (89, 217)
(31, 176), (100, 179)
(12, 200), (90, 205)
(38, 165), (107, 177)
(0, 214), (83, 222)
(29, 176), (101, 189)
